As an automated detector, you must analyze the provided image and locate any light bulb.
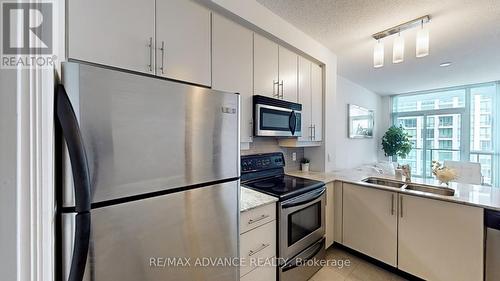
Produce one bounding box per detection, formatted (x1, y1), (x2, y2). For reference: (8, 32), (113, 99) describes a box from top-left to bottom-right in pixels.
(393, 35), (405, 63)
(416, 27), (429, 57)
(373, 41), (384, 68)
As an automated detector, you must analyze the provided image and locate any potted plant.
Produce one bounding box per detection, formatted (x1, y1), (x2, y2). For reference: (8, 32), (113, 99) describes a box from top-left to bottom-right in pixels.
(301, 158), (310, 172)
(381, 125), (413, 161)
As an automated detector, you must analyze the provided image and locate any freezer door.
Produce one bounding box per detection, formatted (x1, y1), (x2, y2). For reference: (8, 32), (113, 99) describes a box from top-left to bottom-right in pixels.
(62, 181), (239, 281)
(61, 62), (239, 207)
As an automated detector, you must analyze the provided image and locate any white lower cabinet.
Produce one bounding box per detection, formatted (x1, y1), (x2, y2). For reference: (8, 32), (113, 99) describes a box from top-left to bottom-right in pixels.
(342, 183), (484, 281)
(398, 194), (484, 281)
(240, 263), (276, 281)
(240, 203), (277, 281)
(342, 183), (398, 266)
(325, 182), (335, 248)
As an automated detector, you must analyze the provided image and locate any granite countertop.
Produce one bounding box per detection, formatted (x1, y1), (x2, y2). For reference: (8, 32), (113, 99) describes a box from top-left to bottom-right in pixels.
(240, 187), (278, 212)
(288, 169), (500, 211)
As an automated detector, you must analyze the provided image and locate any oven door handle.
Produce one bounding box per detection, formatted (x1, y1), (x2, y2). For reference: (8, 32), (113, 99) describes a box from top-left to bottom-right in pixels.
(282, 239), (324, 272)
(282, 187), (325, 209)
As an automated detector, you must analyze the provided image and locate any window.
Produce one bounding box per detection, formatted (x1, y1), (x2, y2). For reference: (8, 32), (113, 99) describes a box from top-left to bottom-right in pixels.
(480, 141), (491, 151)
(421, 100), (435, 110)
(393, 89), (465, 113)
(393, 82), (499, 186)
(480, 101), (491, 112)
(480, 128), (491, 139)
(401, 118), (417, 128)
(407, 129), (417, 139)
(439, 140), (452, 149)
(439, 128), (453, 138)
(439, 116), (453, 127)
(480, 115), (491, 126)
(426, 129), (434, 138)
(427, 117), (435, 127)
(437, 151), (453, 162)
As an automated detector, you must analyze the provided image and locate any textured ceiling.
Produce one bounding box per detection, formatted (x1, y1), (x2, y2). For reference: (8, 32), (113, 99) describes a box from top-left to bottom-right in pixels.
(257, 0), (500, 95)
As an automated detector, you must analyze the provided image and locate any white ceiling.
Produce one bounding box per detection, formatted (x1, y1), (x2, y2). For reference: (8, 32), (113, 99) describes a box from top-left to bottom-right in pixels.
(256, 0), (500, 95)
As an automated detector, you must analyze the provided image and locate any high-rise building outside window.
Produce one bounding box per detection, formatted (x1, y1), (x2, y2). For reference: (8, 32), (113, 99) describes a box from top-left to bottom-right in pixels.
(393, 82), (499, 186)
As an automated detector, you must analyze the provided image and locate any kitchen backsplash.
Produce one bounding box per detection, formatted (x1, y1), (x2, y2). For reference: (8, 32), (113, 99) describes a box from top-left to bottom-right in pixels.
(241, 138), (304, 172)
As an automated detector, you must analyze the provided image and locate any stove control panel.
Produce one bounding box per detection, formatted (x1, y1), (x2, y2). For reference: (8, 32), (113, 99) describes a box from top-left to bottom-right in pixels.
(241, 152), (285, 172)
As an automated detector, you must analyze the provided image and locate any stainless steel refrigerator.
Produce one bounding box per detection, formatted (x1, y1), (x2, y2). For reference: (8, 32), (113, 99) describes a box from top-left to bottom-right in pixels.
(56, 62), (240, 281)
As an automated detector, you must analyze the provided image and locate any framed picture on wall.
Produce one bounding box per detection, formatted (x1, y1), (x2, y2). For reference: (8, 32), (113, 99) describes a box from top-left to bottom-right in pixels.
(348, 104), (374, 138)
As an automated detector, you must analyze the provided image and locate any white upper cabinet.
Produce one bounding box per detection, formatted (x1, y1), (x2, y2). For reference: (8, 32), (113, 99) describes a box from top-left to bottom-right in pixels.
(279, 58), (322, 146)
(68, 0), (155, 74)
(311, 63), (323, 141)
(297, 56), (311, 142)
(398, 194), (483, 281)
(212, 14), (253, 143)
(343, 183), (398, 267)
(156, 0), (211, 86)
(278, 47), (298, 103)
(253, 33), (279, 98)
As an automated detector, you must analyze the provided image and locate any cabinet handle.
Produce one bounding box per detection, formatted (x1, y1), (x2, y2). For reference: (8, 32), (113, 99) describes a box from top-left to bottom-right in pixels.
(273, 80), (279, 97)
(312, 124), (316, 140)
(280, 80), (284, 99)
(159, 41), (165, 74)
(147, 37), (153, 72)
(249, 120), (253, 137)
(391, 194), (395, 215)
(400, 195), (403, 218)
(248, 243), (270, 257)
(309, 125), (313, 140)
(248, 214), (269, 225)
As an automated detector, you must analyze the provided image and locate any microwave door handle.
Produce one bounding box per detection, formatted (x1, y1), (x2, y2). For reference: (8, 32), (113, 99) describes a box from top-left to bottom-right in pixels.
(289, 111), (297, 135)
(56, 84), (92, 281)
(282, 187), (325, 208)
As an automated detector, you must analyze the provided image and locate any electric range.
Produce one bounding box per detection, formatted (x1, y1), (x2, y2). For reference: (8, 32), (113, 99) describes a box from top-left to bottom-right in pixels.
(241, 152), (326, 281)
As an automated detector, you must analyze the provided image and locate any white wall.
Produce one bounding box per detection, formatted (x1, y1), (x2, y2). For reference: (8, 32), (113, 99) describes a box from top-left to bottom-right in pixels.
(333, 75), (389, 169)
(0, 70), (17, 280)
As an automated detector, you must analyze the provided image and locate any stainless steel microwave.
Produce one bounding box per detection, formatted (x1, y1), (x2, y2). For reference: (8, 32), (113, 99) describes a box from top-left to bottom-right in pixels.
(253, 95), (302, 137)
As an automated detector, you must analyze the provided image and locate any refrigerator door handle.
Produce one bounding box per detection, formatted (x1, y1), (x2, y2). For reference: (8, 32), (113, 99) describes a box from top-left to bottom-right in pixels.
(68, 212), (91, 281)
(56, 84), (91, 213)
(56, 84), (92, 281)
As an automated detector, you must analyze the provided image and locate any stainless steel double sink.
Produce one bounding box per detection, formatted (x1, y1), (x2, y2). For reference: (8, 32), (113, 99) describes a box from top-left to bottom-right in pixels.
(361, 177), (455, 196)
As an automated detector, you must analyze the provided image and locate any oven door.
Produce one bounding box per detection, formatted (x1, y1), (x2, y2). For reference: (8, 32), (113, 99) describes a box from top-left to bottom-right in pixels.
(255, 104), (301, 137)
(279, 187), (325, 260)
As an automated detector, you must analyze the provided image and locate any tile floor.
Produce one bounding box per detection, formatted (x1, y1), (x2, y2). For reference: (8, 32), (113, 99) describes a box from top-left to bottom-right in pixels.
(309, 247), (408, 281)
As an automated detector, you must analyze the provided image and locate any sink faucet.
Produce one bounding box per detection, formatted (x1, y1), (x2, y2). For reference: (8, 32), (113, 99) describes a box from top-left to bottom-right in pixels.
(401, 164), (411, 182)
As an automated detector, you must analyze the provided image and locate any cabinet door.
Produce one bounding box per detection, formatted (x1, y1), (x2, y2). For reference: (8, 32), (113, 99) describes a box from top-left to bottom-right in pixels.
(311, 63), (323, 141)
(253, 33), (279, 98)
(278, 47), (298, 102)
(325, 182), (335, 248)
(297, 56), (311, 142)
(156, 0), (211, 86)
(68, 0), (155, 74)
(343, 183), (398, 266)
(240, 265), (276, 281)
(212, 14), (253, 143)
(398, 194), (483, 281)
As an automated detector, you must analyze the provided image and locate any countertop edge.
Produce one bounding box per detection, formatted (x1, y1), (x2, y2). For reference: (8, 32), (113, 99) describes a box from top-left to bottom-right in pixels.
(240, 187), (278, 213)
(286, 170), (500, 212)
